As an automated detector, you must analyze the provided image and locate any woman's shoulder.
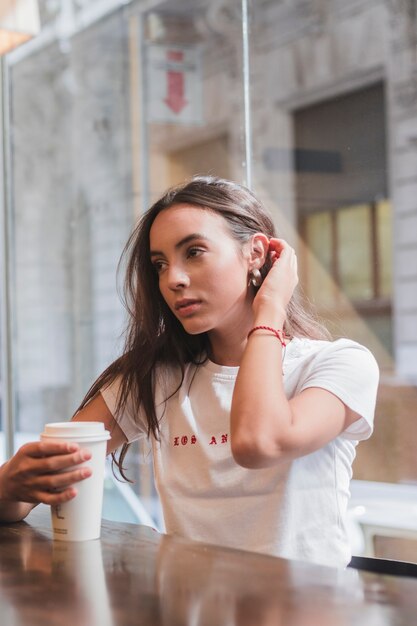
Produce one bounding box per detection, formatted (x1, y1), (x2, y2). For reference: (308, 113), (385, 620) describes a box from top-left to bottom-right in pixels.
(286, 336), (379, 378)
(317, 337), (378, 368)
(101, 359), (200, 398)
(289, 335), (375, 357)
(154, 359), (203, 392)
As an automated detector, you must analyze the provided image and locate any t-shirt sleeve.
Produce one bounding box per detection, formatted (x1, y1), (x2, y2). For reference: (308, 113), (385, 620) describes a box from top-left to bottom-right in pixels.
(100, 376), (148, 443)
(298, 339), (380, 440)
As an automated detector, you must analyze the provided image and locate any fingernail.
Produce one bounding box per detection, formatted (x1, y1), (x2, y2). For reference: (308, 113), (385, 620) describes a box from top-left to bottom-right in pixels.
(68, 443), (78, 452)
(82, 468), (92, 478)
(80, 450), (91, 460)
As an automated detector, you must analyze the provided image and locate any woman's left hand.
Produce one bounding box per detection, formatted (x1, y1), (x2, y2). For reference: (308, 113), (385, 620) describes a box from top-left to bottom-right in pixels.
(252, 238), (299, 321)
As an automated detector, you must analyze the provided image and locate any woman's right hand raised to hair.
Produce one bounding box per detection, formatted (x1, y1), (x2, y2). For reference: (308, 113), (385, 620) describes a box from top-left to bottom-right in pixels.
(0, 441), (92, 508)
(252, 238), (299, 323)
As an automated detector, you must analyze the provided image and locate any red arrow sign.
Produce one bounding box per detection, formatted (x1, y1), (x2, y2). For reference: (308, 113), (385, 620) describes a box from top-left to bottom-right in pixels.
(164, 70), (188, 114)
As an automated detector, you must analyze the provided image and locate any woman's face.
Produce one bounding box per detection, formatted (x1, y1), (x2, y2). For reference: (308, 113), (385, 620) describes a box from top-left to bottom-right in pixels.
(149, 204), (252, 337)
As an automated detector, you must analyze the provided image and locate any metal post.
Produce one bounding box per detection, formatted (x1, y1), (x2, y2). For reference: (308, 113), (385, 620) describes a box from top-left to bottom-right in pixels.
(0, 56), (16, 459)
(138, 11), (149, 214)
(241, 0), (252, 189)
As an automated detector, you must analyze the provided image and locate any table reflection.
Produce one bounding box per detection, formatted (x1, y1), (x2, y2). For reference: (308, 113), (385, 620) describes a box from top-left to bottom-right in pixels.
(154, 536), (364, 626)
(0, 524), (113, 626)
(0, 509), (416, 626)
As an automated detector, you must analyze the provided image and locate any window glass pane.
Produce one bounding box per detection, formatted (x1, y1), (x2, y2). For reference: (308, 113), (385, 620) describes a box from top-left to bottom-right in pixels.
(249, 1), (417, 562)
(5, 0), (245, 529)
(11, 16), (131, 431)
(337, 204), (373, 301)
(303, 212), (335, 306)
(7, 9), (143, 520)
(377, 200), (393, 298)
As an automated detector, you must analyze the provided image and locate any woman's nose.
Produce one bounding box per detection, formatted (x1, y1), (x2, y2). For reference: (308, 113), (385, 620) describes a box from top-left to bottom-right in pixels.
(167, 265), (190, 290)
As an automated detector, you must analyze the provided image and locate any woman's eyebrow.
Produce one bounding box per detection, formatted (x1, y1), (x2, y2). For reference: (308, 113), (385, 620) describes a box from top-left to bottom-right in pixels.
(150, 233), (210, 257)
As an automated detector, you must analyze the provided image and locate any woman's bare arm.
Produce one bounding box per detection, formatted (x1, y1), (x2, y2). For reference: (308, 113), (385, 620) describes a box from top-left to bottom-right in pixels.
(231, 239), (360, 468)
(71, 392), (128, 455)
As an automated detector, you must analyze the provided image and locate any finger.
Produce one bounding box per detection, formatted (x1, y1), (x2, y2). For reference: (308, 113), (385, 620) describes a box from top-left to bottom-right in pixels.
(268, 238), (286, 255)
(270, 248), (290, 265)
(17, 450), (92, 481)
(28, 465), (92, 496)
(47, 466), (92, 490)
(21, 441), (80, 459)
(39, 486), (79, 506)
(14, 485), (78, 506)
(32, 449), (92, 474)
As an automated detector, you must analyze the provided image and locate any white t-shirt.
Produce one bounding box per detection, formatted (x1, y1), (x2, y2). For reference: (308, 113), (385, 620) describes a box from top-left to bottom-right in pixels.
(101, 337), (379, 567)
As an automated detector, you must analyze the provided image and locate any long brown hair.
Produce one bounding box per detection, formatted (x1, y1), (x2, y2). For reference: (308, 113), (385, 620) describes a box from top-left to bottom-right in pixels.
(76, 176), (330, 477)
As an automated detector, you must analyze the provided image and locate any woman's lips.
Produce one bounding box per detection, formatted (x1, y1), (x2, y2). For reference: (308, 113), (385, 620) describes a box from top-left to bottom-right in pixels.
(175, 299), (202, 317)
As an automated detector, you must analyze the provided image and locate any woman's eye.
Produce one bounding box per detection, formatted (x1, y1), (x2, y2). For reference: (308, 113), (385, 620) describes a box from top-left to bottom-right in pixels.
(187, 247), (204, 258)
(152, 260), (166, 274)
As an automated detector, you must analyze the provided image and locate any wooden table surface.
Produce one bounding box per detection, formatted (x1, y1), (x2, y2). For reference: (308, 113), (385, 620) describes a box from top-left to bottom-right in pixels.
(0, 505), (416, 626)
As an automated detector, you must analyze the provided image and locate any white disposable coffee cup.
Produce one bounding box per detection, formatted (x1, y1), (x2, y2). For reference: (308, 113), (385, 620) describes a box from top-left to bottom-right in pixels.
(40, 421), (111, 542)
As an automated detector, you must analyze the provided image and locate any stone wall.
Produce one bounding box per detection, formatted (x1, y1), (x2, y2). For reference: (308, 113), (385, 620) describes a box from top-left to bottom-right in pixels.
(11, 11), (133, 429)
(386, 0), (417, 381)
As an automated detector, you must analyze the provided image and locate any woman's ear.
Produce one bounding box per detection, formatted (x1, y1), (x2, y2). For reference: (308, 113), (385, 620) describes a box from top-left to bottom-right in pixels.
(249, 233), (269, 271)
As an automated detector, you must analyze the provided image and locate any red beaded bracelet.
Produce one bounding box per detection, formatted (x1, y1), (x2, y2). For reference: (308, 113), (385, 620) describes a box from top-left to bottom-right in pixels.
(247, 325), (286, 348)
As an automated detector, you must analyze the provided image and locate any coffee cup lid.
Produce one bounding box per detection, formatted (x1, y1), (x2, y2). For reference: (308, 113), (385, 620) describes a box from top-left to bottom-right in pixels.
(41, 422), (111, 441)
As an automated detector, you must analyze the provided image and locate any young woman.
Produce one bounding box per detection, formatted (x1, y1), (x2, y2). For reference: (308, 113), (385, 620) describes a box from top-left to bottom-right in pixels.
(0, 176), (379, 567)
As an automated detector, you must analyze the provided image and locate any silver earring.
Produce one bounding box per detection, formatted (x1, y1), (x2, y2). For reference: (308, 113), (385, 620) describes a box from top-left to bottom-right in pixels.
(249, 269), (262, 287)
